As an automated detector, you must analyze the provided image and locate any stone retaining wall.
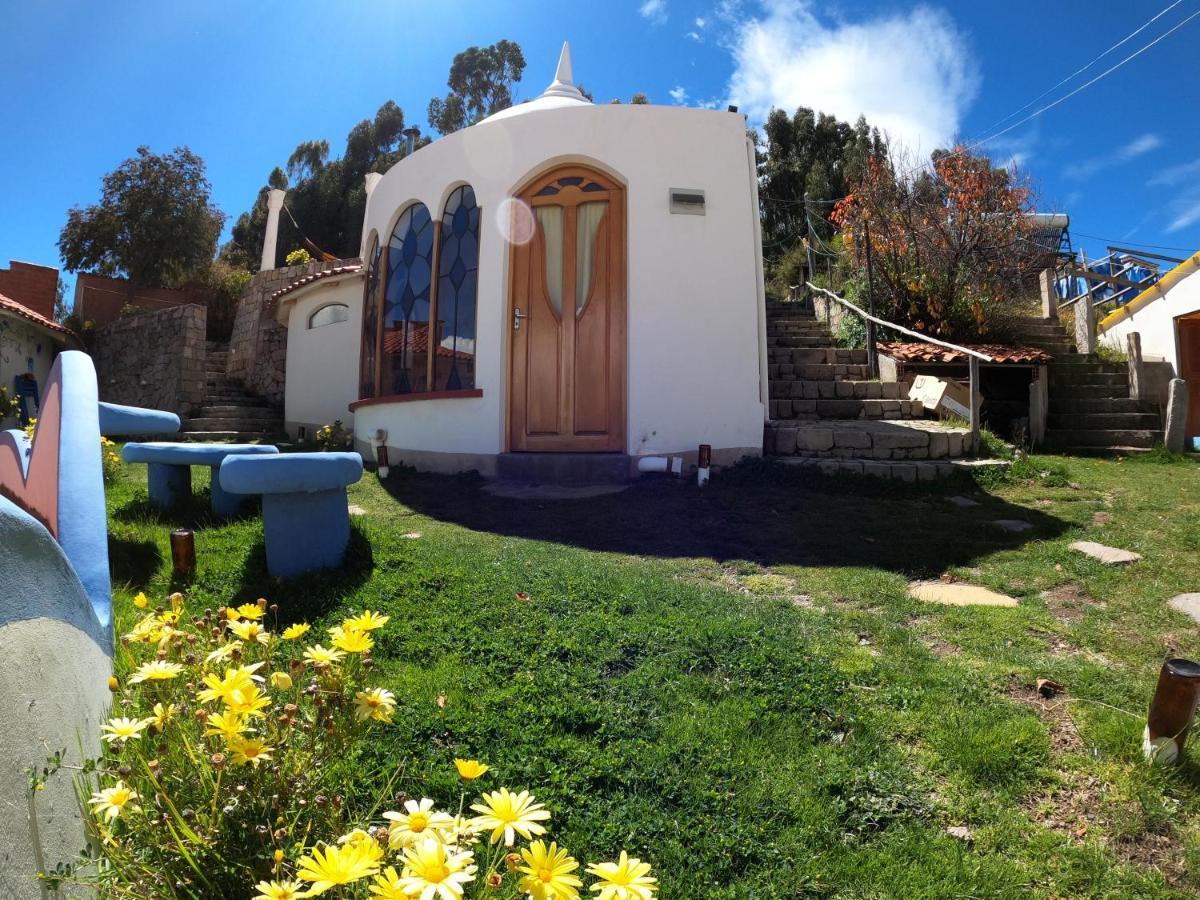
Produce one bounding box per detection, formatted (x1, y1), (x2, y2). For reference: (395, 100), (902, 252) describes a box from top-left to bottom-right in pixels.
(91, 304), (206, 414)
(766, 420), (974, 460)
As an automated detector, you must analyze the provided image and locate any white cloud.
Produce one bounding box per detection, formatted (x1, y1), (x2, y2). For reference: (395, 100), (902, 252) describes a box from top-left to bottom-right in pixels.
(695, 16), (708, 27)
(725, 1), (978, 156)
(1167, 193), (1200, 234)
(639, 0), (667, 25)
(669, 85), (689, 104)
(1150, 157), (1200, 187)
(1064, 132), (1163, 180)
(687, 30), (702, 41)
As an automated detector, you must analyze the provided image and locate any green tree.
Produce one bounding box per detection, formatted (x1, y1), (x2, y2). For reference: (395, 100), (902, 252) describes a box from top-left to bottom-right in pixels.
(58, 146), (225, 288)
(630, 92), (650, 105)
(427, 40), (526, 134)
(53, 277), (70, 322)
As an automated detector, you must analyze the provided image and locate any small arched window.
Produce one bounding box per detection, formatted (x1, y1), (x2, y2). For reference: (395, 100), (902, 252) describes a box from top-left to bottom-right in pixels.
(436, 185), (480, 390)
(309, 303), (349, 329)
(382, 203), (434, 394)
(359, 234), (382, 399)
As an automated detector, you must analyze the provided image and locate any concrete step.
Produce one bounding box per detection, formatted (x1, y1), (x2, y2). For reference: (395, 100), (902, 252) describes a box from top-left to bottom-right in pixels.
(770, 397), (925, 420)
(776, 456), (1009, 481)
(184, 416), (283, 431)
(771, 379), (907, 401)
(765, 418), (973, 460)
(1048, 398), (1145, 414)
(1050, 371), (1129, 387)
(769, 363), (871, 382)
(771, 336), (841, 348)
(194, 404), (281, 417)
(767, 347), (869, 366)
(1046, 428), (1159, 449)
(496, 452), (630, 484)
(1047, 412), (1161, 430)
(179, 431), (284, 442)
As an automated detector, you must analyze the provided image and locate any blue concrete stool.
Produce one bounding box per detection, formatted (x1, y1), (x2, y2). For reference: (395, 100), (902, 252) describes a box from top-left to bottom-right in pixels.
(121, 442), (280, 517)
(219, 452), (363, 579)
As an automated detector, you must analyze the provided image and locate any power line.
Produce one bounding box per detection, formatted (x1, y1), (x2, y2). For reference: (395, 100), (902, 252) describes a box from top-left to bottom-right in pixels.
(973, 0), (1187, 144)
(1070, 231), (1196, 254)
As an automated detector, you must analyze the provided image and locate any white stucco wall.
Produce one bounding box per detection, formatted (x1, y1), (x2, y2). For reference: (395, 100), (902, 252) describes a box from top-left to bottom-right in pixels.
(0, 313), (62, 425)
(279, 276), (362, 438)
(1101, 265), (1200, 370)
(352, 103), (765, 470)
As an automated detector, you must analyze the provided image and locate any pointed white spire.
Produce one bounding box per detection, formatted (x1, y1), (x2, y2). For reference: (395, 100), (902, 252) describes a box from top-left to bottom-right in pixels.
(542, 41), (588, 102)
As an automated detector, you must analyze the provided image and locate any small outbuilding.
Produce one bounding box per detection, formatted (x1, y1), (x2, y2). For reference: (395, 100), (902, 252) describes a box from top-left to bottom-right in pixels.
(332, 43), (767, 479)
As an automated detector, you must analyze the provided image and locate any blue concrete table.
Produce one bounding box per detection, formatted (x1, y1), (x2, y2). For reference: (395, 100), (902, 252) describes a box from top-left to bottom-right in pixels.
(121, 442), (280, 517)
(219, 452), (363, 578)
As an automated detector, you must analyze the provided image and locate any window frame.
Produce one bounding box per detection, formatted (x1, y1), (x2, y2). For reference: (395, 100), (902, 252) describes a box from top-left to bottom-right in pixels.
(308, 302), (350, 329)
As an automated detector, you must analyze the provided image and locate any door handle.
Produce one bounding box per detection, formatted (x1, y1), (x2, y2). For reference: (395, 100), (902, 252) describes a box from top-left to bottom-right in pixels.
(513, 307), (527, 330)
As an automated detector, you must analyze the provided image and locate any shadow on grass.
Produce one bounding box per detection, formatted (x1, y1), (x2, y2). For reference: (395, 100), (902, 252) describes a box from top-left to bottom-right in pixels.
(381, 458), (1071, 576)
(108, 534), (162, 590)
(112, 489), (262, 530)
(235, 525), (375, 623)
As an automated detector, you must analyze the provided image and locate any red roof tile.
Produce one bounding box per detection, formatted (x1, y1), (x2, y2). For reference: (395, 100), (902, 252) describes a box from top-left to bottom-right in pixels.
(0, 291), (73, 337)
(272, 264), (362, 301)
(877, 341), (1053, 365)
(382, 326), (474, 360)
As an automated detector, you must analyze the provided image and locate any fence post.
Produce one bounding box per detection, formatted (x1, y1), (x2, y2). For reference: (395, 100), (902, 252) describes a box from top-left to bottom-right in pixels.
(969, 355), (981, 453)
(864, 222), (879, 379)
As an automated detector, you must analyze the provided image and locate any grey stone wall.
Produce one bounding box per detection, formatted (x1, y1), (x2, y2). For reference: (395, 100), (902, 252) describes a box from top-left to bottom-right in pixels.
(91, 304), (206, 414)
(227, 259), (359, 405)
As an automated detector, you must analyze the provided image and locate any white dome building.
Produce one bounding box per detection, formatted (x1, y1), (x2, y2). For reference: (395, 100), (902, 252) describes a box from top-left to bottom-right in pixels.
(287, 43), (768, 480)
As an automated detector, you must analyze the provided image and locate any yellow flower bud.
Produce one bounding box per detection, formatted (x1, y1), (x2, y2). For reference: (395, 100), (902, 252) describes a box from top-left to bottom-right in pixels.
(132, 593), (149, 609)
(270, 672), (293, 690)
(107, 676), (119, 692)
(274, 849), (284, 864)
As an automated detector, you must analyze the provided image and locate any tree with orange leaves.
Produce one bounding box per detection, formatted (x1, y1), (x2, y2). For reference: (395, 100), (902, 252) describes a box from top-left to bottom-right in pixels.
(831, 146), (1040, 341)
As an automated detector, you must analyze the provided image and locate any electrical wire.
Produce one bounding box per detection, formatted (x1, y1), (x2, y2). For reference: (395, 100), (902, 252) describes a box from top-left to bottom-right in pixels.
(1070, 231), (1197, 254)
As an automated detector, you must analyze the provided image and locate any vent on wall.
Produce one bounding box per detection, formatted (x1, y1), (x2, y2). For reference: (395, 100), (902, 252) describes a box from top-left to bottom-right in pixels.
(669, 189), (706, 216)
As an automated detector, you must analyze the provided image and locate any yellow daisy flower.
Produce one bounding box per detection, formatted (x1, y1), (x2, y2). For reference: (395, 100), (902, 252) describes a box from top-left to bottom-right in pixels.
(396, 839), (476, 900)
(204, 640), (242, 666)
(383, 798), (456, 848)
(368, 865), (406, 899)
(519, 841), (582, 900)
(128, 660), (184, 684)
(585, 852), (657, 900)
(282, 623), (311, 640)
(88, 781), (140, 821)
(224, 684), (271, 718)
(469, 788), (551, 846)
(253, 879), (305, 900)
(226, 736), (274, 767)
(236, 602), (266, 620)
(270, 671), (293, 690)
(227, 619), (270, 644)
(296, 842), (381, 894)
(197, 662), (264, 704)
(344, 610), (390, 632)
(303, 644), (346, 668)
(354, 688), (396, 722)
(151, 702), (176, 728)
(329, 626), (373, 654)
(203, 711), (252, 740)
(454, 759), (489, 781)
(100, 716), (153, 744)
(132, 592), (149, 609)
(436, 815), (483, 847)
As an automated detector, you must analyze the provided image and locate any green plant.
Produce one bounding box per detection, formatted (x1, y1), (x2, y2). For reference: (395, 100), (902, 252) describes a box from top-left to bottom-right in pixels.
(285, 248), (312, 267)
(0, 385), (18, 421)
(835, 314), (867, 349)
(315, 420), (351, 451)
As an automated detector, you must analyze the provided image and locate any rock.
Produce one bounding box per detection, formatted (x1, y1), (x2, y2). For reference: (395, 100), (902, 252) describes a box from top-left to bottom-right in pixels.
(347, 504), (367, 516)
(947, 495), (980, 508)
(1165, 378), (1188, 454)
(1168, 593), (1200, 624)
(908, 582), (1019, 608)
(992, 519), (1034, 533)
(1036, 678), (1064, 697)
(1070, 540), (1142, 565)
(946, 826), (973, 842)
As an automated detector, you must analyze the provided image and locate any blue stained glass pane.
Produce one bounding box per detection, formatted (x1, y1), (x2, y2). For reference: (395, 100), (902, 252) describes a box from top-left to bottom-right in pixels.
(558, 176), (583, 187)
(582, 182), (605, 192)
(436, 185), (480, 391)
(383, 203), (434, 393)
(536, 185), (559, 196)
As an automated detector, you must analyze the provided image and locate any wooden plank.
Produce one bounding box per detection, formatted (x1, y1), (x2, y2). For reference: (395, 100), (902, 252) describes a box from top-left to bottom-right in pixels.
(1107, 246), (1184, 265)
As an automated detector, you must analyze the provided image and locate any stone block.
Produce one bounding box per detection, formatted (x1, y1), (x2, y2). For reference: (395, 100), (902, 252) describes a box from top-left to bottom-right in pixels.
(839, 460), (864, 474)
(916, 462), (938, 481)
(863, 461), (892, 478)
(793, 400), (816, 414)
(818, 381), (836, 399)
(947, 433), (963, 456)
(882, 382), (901, 399)
(833, 429), (872, 449)
(865, 382), (882, 399)
(928, 432), (949, 459)
(797, 428), (834, 452)
(817, 459), (841, 475)
(775, 427), (799, 455)
(835, 381), (854, 398)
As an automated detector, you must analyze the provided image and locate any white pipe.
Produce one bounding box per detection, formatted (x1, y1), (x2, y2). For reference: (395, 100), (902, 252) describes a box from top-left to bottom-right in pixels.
(637, 456), (670, 473)
(748, 136), (770, 421)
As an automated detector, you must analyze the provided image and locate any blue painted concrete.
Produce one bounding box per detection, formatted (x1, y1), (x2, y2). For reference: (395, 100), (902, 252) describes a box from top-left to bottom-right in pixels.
(54, 352), (112, 630)
(147, 462), (191, 510)
(219, 452), (363, 495)
(98, 401), (181, 436)
(219, 453), (363, 578)
(209, 467), (247, 517)
(0, 494), (107, 649)
(122, 442), (279, 515)
(2, 428), (31, 478)
(122, 442), (279, 466)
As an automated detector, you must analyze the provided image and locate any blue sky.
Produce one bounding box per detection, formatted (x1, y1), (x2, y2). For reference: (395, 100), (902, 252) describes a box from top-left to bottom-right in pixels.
(2, 0), (1199, 300)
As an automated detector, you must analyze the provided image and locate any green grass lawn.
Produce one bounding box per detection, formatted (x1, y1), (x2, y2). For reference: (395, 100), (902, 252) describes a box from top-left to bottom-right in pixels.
(105, 451), (1200, 898)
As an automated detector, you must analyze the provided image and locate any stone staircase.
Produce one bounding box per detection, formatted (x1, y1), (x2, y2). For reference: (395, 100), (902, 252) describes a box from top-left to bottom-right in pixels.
(179, 342), (284, 442)
(764, 302), (983, 480)
(1011, 317), (1162, 453)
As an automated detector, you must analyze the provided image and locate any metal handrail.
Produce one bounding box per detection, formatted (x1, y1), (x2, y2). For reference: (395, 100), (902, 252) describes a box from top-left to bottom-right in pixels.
(803, 281), (986, 445)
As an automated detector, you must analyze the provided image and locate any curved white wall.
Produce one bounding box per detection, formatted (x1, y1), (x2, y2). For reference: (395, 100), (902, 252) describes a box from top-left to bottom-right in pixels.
(1102, 268), (1200, 369)
(281, 277), (362, 438)
(355, 103), (765, 471)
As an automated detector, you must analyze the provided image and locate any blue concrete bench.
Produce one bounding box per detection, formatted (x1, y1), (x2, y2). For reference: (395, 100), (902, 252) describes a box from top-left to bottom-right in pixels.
(121, 442), (280, 517)
(218, 452), (363, 578)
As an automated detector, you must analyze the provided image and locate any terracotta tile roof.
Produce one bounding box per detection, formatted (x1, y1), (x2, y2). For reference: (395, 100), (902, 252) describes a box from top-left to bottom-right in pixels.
(877, 341), (1053, 365)
(272, 264), (362, 300)
(0, 291), (73, 337)
(382, 326), (474, 360)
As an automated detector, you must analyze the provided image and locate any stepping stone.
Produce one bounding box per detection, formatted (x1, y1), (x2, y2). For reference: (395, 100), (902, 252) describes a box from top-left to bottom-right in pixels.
(908, 582), (1019, 608)
(992, 519), (1034, 533)
(1070, 540), (1142, 565)
(348, 504), (367, 516)
(947, 496), (980, 508)
(1168, 594), (1200, 623)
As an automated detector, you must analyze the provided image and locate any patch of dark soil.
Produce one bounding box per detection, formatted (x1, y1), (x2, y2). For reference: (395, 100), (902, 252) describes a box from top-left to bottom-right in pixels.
(1005, 677), (1084, 755)
(1041, 583), (1104, 624)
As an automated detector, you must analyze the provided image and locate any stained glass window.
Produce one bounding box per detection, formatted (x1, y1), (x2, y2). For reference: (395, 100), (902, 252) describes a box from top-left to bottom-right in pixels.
(309, 303), (349, 328)
(435, 186), (480, 391)
(382, 203), (434, 394)
(358, 236), (382, 399)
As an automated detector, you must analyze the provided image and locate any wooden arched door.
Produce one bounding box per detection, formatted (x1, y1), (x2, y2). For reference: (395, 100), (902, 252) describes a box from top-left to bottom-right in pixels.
(508, 166), (626, 452)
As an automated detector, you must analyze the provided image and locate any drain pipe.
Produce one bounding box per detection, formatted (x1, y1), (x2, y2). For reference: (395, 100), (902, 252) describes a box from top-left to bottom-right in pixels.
(371, 429), (390, 479)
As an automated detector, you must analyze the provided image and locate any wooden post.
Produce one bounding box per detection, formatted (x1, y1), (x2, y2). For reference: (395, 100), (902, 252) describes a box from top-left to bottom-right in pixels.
(968, 355), (981, 454)
(864, 222), (879, 379)
(804, 193), (817, 311)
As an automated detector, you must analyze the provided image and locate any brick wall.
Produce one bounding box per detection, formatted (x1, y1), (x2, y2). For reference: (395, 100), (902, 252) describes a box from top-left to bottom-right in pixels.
(0, 261), (57, 320)
(73, 273), (196, 328)
(227, 259), (358, 405)
(91, 305), (207, 415)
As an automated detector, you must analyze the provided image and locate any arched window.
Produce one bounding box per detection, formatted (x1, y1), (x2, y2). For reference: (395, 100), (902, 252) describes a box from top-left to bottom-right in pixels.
(309, 303), (349, 329)
(358, 235), (382, 399)
(435, 185), (480, 390)
(382, 203), (434, 394)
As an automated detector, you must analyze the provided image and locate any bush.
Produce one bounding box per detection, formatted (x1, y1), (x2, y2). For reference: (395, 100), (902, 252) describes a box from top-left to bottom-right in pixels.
(315, 420), (352, 451)
(286, 248), (312, 267)
(40, 594), (659, 899)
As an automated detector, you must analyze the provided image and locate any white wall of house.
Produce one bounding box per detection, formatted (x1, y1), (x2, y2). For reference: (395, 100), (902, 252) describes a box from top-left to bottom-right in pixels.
(278, 276), (362, 439)
(1101, 262), (1200, 370)
(0, 313), (62, 424)
(353, 101), (765, 473)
